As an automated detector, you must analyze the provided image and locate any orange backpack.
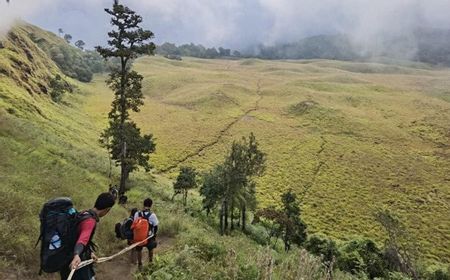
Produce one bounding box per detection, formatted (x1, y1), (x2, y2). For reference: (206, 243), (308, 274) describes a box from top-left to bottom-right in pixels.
(131, 212), (151, 245)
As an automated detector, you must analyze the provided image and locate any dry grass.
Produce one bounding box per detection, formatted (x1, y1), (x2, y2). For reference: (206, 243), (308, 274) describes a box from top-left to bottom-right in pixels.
(84, 56), (450, 264)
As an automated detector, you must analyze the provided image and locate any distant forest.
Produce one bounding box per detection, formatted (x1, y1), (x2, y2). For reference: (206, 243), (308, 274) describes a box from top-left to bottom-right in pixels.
(158, 28), (450, 66)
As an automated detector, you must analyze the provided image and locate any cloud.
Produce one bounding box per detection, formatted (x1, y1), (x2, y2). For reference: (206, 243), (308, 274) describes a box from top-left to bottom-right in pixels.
(1, 0), (450, 53)
(0, 0), (54, 37)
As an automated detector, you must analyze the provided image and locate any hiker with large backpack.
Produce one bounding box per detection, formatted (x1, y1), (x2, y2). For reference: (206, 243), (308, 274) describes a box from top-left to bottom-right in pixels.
(115, 208), (139, 263)
(115, 208), (138, 243)
(132, 198), (159, 269)
(38, 192), (115, 280)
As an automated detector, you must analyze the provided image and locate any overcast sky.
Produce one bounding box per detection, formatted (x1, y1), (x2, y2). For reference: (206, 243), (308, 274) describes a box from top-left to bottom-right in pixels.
(1, 0), (450, 50)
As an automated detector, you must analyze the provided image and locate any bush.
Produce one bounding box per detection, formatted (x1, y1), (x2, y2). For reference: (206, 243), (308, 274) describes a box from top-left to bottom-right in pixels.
(304, 234), (340, 265)
(425, 267), (450, 280)
(246, 223), (270, 246)
(49, 74), (73, 102)
(385, 272), (412, 280)
(337, 239), (387, 279)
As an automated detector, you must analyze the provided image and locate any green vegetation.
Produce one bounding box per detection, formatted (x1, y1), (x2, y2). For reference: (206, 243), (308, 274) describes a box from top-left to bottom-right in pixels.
(173, 166), (198, 206)
(157, 42), (237, 59)
(23, 22), (110, 82)
(200, 133), (266, 234)
(255, 190), (308, 252)
(49, 74), (73, 102)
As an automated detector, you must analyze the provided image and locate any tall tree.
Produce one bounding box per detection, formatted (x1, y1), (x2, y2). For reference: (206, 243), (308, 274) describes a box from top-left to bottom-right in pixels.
(224, 133), (265, 231)
(75, 40), (86, 50)
(96, 2), (156, 197)
(173, 166), (197, 206)
(280, 190), (307, 251)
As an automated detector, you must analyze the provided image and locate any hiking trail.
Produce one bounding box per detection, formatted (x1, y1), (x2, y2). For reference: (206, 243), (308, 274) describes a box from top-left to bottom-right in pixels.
(160, 80), (263, 173)
(300, 136), (327, 200)
(96, 235), (175, 280)
(1, 236), (175, 280)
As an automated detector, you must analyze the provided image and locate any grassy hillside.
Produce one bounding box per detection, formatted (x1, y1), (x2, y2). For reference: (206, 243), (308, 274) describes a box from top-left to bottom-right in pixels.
(0, 23), (360, 280)
(0, 24), (125, 277)
(85, 56), (450, 264)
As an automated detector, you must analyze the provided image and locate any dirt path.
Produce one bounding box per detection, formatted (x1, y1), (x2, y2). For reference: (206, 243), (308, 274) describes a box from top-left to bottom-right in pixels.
(160, 80), (263, 173)
(1, 236), (175, 280)
(96, 236), (175, 280)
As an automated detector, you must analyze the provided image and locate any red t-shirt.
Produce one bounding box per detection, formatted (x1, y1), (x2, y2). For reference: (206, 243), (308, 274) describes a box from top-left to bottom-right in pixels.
(76, 218), (96, 246)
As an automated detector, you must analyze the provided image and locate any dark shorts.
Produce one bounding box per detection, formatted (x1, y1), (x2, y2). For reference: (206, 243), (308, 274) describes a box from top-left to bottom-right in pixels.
(135, 238), (157, 252)
(60, 264), (95, 280)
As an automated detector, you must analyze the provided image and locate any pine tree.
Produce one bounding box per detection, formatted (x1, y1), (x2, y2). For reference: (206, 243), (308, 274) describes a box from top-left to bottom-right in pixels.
(96, 2), (156, 198)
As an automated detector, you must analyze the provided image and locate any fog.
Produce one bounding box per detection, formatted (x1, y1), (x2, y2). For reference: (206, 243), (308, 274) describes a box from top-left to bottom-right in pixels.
(1, 0), (450, 53)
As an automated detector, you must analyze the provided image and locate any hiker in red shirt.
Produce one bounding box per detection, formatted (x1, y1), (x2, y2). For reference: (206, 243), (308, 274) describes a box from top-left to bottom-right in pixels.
(59, 193), (115, 280)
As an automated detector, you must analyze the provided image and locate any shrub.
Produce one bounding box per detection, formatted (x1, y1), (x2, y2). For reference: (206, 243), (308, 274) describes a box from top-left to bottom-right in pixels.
(425, 267), (450, 280)
(337, 239), (387, 279)
(304, 234), (340, 265)
(49, 74), (72, 103)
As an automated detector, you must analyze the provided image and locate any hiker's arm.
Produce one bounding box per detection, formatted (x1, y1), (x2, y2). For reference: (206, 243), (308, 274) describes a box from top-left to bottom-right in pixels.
(149, 214), (159, 236)
(73, 218), (96, 256)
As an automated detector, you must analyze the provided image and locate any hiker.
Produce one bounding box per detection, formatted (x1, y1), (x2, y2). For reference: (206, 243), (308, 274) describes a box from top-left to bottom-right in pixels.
(60, 192), (115, 280)
(133, 198), (159, 269)
(109, 185), (119, 201)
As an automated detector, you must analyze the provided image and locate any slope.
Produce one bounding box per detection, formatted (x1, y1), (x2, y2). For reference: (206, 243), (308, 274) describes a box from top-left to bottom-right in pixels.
(85, 56), (450, 264)
(0, 23), (357, 280)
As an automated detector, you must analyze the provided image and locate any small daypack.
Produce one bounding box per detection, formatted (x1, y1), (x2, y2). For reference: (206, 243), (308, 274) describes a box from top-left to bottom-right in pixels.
(37, 197), (94, 274)
(131, 211), (152, 245)
(115, 217), (134, 240)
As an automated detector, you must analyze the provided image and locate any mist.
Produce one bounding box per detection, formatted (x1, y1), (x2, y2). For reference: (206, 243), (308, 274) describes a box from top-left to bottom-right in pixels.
(1, 0), (450, 56)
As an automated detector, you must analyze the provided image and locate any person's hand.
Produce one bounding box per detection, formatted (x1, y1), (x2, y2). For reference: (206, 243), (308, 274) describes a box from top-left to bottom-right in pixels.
(91, 253), (98, 262)
(70, 255), (81, 270)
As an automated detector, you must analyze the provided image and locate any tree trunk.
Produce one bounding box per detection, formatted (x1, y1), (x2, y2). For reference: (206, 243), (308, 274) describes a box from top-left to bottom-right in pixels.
(224, 200), (229, 234)
(237, 209), (241, 227)
(119, 141), (127, 198)
(241, 204), (246, 231)
(230, 202), (235, 231)
(220, 201), (224, 235)
(118, 57), (127, 198)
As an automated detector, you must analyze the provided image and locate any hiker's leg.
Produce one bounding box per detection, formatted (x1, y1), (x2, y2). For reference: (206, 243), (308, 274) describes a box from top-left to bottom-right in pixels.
(60, 266), (70, 280)
(148, 249), (153, 263)
(147, 238), (157, 263)
(65, 265), (92, 280)
(136, 247), (143, 265)
(130, 249), (136, 264)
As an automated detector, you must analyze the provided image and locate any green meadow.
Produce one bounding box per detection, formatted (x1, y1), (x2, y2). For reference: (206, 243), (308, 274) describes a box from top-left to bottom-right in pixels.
(86, 56), (450, 263)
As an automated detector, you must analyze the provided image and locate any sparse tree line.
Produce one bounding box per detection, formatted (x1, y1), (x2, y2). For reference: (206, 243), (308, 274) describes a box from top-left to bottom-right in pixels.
(156, 42), (241, 59)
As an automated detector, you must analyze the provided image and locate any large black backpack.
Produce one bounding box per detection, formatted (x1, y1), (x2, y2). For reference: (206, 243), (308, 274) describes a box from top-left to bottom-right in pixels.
(114, 217), (134, 240)
(37, 197), (93, 273)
